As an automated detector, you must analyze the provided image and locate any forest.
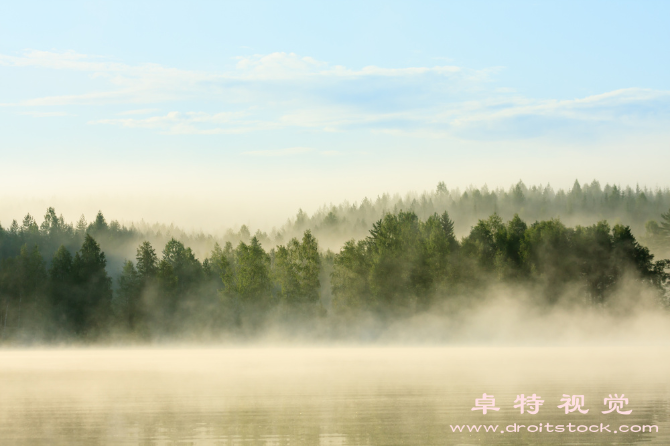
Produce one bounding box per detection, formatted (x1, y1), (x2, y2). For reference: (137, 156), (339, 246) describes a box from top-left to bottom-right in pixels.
(1, 180), (669, 342)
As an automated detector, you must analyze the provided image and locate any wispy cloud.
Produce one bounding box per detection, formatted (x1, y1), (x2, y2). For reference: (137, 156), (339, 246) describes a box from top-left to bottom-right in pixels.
(18, 111), (73, 117)
(0, 50), (474, 107)
(446, 88), (670, 127)
(89, 87), (670, 138)
(1, 50), (467, 81)
(233, 52), (464, 80)
(243, 147), (314, 157)
(3, 49), (670, 141)
(0, 50), (218, 106)
(242, 147), (343, 157)
(90, 110), (272, 135)
(0, 49), (120, 71)
(117, 108), (160, 115)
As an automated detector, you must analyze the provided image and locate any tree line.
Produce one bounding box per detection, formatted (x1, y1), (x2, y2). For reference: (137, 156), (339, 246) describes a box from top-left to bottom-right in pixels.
(1, 204), (669, 342)
(3, 180), (670, 273)
(0, 223), (323, 340)
(331, 211), (670, 313)
(279, 179), (670, 251)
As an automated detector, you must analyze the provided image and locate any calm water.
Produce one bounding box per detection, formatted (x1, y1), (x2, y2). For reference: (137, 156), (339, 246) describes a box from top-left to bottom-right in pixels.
(0, 347), (668, 445)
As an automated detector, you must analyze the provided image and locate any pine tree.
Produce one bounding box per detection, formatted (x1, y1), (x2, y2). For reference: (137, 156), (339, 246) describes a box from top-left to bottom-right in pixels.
(117, 261), (141, 329)
(136, 241), (158, 280)
(70, 234), (112, 334)
(660, 208), (670, 236)
(48, 245), (75, 333)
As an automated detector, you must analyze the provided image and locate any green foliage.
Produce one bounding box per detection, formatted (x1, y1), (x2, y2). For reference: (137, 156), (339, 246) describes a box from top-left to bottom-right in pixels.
(331, 239), (371, 312)
(0, 244), (48, 335)
(210, 242), (233, 285)
(162, 238), (203, 293)
(50, 245), (73, 283)
(70, 235), (113, 334)
(332, 211), (670, 312)
(462, 214), (505, 273)
(420, 212), (459, 294)
(116, 260), (142, 329)
(661, 208), (670, 236)
(231, 237), (271, 303)
(40, 207), (65, 237)
(49, 245), (74, 331)
(272, 180), (670, 249)
(0, 244), (48, 337)
(0, 197), (669, 342)
(88, 211), (108, 235)
(274, 230), (321, 307)
(332, 211), (462, 312)
(0, 244), (47, 299)
(157, 259), (178, 298)
(612, 224), (659, 283)
(136, 241), (158, 280)
(519, 219), (574, 300)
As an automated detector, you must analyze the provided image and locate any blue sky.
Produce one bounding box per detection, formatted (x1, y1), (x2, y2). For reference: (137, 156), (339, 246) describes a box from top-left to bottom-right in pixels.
(1, 0), (669, 229)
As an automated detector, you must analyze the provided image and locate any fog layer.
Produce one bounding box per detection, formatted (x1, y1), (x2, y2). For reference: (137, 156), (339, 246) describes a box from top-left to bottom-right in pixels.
(0, 180), (669, 344)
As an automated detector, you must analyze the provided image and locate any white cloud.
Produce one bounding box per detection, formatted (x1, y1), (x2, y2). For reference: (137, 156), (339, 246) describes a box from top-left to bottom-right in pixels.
(0, 49), (119, 71)
(12, 89), (137, 106)
(233, 52), (464, 80)
(88, 87), (670, 138)
(234, 53), (326, 79)
(0, 50), (219, 106)
(3, 49), (669, 141)
(243, 147), (314, 157)
(0, 49), (478, 108)
(1, 50), (466, 82)
(90, 110), (276, 135)
(117, 108), (160, 115)
(18, 111), (73, 117)
(446, 88), (670, 127)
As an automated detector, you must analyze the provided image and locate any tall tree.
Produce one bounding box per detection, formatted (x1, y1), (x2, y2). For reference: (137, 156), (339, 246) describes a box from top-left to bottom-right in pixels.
(366, 211), (423, 309)
(90, 211), (108, 233)
(660, 208), (670, 237)
(71, 234), (112, 334)
(331, 239), (371, 312)
(219, 237), (272, 309)
(136, 241), (158, 281)
(49, 245), (74, 333)
(116, 260), (142, 330)
(0, 244), (47, 336)
(235, 237), (271, 304)
(274, 230), (321, 307)
(162, 238), (203, 293)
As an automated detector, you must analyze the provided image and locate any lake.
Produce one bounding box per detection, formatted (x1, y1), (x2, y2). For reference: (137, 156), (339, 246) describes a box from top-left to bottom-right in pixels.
(0, 346), (668, 445)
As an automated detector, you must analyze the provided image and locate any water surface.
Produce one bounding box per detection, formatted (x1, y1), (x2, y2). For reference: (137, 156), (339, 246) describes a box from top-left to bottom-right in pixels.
(0, 347), (668, 445)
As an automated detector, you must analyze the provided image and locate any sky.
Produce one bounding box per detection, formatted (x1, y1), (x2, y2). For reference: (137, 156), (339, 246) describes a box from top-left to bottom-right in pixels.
(1, 0), (669, 231)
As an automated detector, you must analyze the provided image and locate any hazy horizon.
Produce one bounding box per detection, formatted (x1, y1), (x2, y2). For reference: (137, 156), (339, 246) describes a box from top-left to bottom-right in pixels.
(3, 177), (670, 235)
(2, 1), (670, 232)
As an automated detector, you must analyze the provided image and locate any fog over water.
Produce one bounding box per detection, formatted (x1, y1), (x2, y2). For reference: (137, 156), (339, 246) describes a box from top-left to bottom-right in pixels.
(1, 347), (668, 445)
(2, 181), (670, 445)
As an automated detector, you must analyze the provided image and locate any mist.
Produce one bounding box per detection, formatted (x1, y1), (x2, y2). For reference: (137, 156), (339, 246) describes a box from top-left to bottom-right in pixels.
(1, 179), (669, 347)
